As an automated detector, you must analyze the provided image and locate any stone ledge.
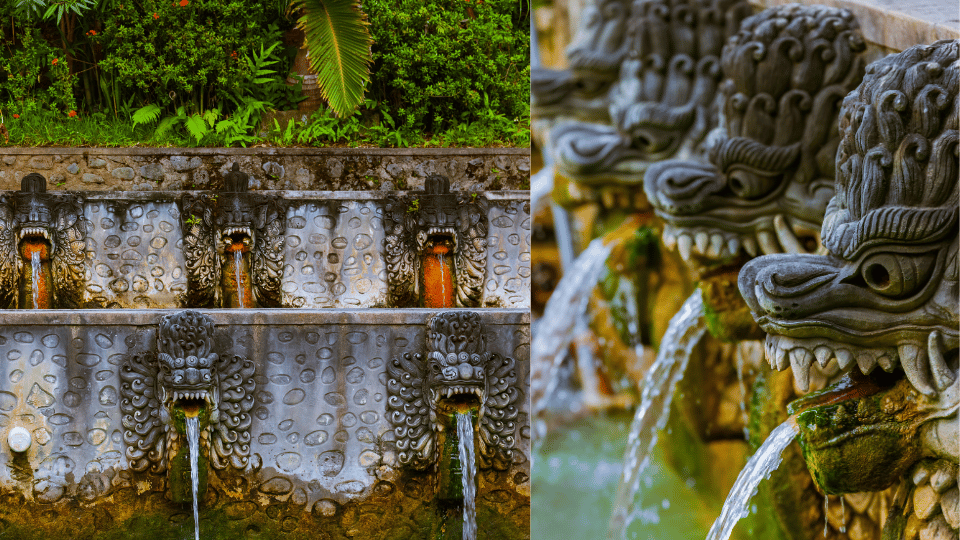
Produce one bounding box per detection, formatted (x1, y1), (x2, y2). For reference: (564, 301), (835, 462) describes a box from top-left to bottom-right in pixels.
(752, 0), (959, 52)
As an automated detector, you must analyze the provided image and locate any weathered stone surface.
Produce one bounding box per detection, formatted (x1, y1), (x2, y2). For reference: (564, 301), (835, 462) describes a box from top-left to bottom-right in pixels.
(82, 173), (104, 184)
(916, 484), (943, 520)
(0, 148), (528, 191)
(943, 488), (960, 529)
(27, 156), (52, 170)
(169, 155), (202, 171)
(110, 167), (135, 180)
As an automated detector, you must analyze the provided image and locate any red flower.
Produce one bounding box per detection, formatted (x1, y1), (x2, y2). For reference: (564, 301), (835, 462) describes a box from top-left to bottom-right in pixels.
(68, 110), (77, 118)
(51, 58), (58, 65)
(12, 114), (19, 119)
(152, 12), (159, 18)
(230, 50), (238, 59)
(86, 30), (97, 36)
(179, 0), (188, 6)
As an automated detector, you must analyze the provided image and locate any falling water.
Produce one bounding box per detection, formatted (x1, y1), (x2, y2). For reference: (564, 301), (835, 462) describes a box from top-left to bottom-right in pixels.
(458, 412), (477, 540)
(705, 417), (799, 540)
(30, 251), (40, 309)
(187, 416), (200, 540)
(531, 237), (612, 431)
(233, 249), (245, 309)
(607, 290), (706, 539)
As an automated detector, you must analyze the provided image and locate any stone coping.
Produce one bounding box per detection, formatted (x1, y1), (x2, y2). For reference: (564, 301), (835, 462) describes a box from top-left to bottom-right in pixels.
(0, 147), (530, 157)
(752, 0), (959, 52)
(67, 189), (530, 200)
(0, 307), (530, 326)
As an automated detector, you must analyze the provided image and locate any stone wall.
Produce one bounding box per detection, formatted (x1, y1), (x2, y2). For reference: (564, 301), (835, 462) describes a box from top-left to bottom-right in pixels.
(0, 148), (531, 192)
(0, 308), (529, 506)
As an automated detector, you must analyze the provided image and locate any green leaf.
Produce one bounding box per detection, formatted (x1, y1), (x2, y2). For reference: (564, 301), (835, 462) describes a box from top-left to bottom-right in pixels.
(132, 104), (162, 126)
(294, 0), (372, 117)
(155, 116), (179, 138)
(185, 114), (208, 143)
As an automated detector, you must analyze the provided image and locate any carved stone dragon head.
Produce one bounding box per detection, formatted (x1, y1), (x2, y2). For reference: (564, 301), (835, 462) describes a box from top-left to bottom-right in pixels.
(181, 164), (286, 307)
(387, 311), (519, 470)
(0, 173), (86, 308)
(551, 0), (750, 212)
(645, 4), (867, 269)
(740, 40), (958, 537)
(119, 310), (256, 473)
(532, 0), (632, 125)
(383, 175), (487, 307)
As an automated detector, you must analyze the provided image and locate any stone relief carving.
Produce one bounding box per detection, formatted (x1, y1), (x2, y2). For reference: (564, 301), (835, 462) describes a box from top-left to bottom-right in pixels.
(383, 175), (487, 307)
(119, 310), (257, 472)
(0, 173), (87, 308)
(552, 0), (751, 199)
(739, 40), (958, 536)
(386, 311), (520, 470)
(645, 4), (867, 267)
(181, 164), (286, 307)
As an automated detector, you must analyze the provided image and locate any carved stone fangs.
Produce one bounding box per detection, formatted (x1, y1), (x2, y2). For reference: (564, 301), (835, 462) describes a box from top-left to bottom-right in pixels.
(181, 164), (286, 308)
(119, 310), (256, 473)
(0, 173), (87, 308)
(383, 175), (487, 308)
(386, 311), (519, 470)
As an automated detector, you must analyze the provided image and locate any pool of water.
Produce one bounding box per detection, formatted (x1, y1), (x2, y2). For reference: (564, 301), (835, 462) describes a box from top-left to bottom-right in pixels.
(532, 413), (724, 540)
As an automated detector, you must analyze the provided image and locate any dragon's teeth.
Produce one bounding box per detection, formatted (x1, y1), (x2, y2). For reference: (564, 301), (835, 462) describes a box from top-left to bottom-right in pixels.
(677, 234), (693, 261)
(813, 346), (832, 368)
(927, 331), (956, 391)
(789, 348), (814, 392)
(742, 236), (758, 257)
(835, 349), (854, 370)
(694, 231), (709, 256)
(877, 352), (896, 373)
(857, 351), (878, 375)
(707, 234), (724, 259)
(899, 342), (936, 397)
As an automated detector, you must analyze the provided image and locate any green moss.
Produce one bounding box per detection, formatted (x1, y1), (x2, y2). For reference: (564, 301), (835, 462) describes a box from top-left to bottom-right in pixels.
(169, 445), (209, 504)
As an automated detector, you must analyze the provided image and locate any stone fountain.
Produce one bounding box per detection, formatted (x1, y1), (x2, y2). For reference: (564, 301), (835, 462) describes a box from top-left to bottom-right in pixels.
(0, 165), (531, 539)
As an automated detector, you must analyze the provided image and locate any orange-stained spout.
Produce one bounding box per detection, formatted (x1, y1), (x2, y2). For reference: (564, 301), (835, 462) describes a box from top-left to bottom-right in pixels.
(19, 239), (53, 309)
(423, 241), (455, 308)
(222, 241), (255, 308)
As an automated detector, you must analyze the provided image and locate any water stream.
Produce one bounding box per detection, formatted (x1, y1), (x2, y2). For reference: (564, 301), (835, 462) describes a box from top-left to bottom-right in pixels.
(30, 251), (40, 309)
(187, 416), (200, 540)
(457, 412), (477, 540)
(607, 290), (706, 539)
(233, 249), (245, 308)
(705, 417), (799, 540)
(531, 237), (612, 433)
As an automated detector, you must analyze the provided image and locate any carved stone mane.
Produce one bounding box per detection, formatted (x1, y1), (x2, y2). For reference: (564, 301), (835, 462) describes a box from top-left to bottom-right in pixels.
(119, 311), (256, 473)
(386, 311), (519, 470)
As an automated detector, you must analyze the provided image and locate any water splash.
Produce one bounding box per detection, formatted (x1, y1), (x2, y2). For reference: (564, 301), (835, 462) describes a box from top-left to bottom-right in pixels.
(30, 251), (40, 309)
(607, 290), (706, 539)
(439, 252), (446, 305)
(705, 417), (799, 540)
(233, 249), (245, 309)
(458, 412), (477, 540)
(531, 237), (612, 431)
(187, 416), (200, 540)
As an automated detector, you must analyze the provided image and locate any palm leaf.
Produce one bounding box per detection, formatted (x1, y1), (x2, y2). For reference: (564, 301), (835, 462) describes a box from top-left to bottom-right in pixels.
(294, 0), (372, 117)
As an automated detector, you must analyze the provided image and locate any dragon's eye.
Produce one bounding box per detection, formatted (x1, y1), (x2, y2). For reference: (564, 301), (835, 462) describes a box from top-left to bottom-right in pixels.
(859, 252), (935, 298)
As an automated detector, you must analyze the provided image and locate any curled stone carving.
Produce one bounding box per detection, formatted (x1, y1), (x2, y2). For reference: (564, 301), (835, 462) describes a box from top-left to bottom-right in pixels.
(1, 173), (87, 308)
(119, 310), (257, 473)
(552, 0), (751, 197)
(383, 175), (487, 307)
(532, 0), (632, 124)
(645, 4), (867, 269)
(181, 164), (286, 307)
(387, 311), (520, 470)
(740, 40), (958, 536)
